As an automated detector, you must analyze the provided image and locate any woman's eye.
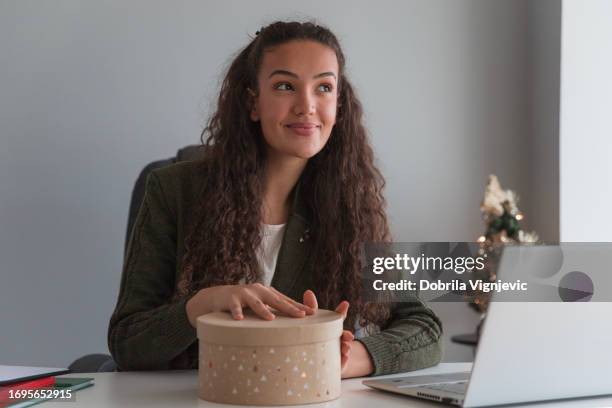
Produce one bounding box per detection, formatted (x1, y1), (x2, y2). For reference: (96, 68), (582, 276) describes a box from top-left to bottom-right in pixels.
(275, 83), (293, 91)
(318, 84), (333, 93)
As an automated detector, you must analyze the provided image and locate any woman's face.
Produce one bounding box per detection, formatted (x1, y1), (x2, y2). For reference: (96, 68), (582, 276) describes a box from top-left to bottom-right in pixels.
(250, 40), (339, 162)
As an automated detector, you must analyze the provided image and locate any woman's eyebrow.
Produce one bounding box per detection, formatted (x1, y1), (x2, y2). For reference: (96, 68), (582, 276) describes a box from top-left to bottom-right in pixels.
(268, 69), (337, 80)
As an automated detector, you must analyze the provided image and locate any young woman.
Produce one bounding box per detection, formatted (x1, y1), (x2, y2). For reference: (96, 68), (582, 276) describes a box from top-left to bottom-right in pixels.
(108, 21), (442, 378)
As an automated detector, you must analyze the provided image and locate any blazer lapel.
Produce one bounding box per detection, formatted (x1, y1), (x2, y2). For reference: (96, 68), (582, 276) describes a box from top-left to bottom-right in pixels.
(270, 182), (313, 300)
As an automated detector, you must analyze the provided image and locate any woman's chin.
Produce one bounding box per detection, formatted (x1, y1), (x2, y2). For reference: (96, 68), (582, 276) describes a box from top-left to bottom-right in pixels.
(291, 147), (325, 160)
(269, 145), (325, 161)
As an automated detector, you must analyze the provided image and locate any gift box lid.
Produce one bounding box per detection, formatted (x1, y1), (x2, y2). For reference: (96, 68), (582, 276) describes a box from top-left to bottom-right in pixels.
(197, 309), (343, 346)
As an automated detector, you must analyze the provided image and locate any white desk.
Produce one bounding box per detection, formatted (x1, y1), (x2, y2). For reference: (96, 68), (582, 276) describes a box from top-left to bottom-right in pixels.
(53, 363), (612, 407)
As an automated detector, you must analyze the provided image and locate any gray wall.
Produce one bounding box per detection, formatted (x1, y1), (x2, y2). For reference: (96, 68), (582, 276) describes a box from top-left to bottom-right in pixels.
(0, 0), (560, 367)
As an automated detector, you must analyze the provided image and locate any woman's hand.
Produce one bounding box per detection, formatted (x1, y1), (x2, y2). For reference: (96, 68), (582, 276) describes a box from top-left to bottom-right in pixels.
(302, 290), (373, 378)
(332, 300), (354, 372)
(186, 283), (314, 327)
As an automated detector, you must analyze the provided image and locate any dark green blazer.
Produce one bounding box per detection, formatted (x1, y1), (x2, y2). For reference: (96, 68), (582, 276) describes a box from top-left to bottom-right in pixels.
(108, 160), (443, 375)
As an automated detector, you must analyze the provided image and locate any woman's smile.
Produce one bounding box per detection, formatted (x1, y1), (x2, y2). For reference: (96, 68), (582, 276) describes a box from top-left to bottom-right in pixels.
(285, 122), (321, 136)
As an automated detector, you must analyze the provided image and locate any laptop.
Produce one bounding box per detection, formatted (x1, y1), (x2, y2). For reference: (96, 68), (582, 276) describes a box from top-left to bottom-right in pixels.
(363, 244), (612, 407)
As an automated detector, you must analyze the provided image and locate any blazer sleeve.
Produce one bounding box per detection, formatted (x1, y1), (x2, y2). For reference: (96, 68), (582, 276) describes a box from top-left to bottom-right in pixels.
(357, 300), (443, 375)
(108, 171), (196, 370)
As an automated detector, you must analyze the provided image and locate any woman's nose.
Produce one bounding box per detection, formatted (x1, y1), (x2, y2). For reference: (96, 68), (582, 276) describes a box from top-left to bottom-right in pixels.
(293, 91), (315, 116)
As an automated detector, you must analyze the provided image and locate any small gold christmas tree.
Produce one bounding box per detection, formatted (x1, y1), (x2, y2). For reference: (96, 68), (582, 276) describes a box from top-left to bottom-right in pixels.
(470, 175), (539, 313)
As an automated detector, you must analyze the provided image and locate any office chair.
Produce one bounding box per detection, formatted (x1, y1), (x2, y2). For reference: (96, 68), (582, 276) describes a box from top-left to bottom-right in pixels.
(68, 144), (205, 372)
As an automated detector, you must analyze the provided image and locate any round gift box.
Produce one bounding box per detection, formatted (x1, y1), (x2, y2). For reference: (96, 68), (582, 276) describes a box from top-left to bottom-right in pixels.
(197, 309), (343, 405)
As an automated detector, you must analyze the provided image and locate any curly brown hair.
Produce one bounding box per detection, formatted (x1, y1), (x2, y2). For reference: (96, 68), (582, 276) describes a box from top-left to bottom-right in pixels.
(176, 21), (391, 330)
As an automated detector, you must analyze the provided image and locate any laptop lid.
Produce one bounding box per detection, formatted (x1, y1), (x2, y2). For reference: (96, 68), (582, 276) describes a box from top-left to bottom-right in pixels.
(463, 244), (612, 407)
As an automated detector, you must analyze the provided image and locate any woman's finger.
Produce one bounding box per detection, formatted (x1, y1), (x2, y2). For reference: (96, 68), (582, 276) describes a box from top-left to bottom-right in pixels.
(341, 347), (350, 369)
(250, 285), (305, 317)
(269, 287), (314, 314)
(341, 342), (351, 355)
(261, 290), (305, 318)
(242, 289), (275, 320)
(335, 301), (349, 319)
(342, 330), (355, 341)
(341, 330), (354, 342)
(303, 289), (319, 311)
(248, 283), (305, 317)
(229, 296), (244, 320)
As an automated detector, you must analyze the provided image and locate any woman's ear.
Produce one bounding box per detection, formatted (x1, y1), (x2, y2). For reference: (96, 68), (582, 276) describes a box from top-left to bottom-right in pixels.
(247, 88), (259, 122)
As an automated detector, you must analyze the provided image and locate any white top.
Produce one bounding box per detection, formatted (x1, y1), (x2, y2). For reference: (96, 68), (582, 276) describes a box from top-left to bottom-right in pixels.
(256, 223), (286, 286)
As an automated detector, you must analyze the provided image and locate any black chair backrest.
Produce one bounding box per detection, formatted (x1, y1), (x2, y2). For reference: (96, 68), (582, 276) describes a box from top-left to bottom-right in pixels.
(124, 145), (205, 253)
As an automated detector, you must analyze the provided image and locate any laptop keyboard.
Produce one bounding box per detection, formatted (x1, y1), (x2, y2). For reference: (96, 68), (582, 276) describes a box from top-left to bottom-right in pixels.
(394, 372), (470, 388)
(421, 381), (468, 395)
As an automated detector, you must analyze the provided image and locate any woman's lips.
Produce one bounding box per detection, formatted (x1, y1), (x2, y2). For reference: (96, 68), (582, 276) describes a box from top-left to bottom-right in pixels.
(286, 123), (320, 136)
